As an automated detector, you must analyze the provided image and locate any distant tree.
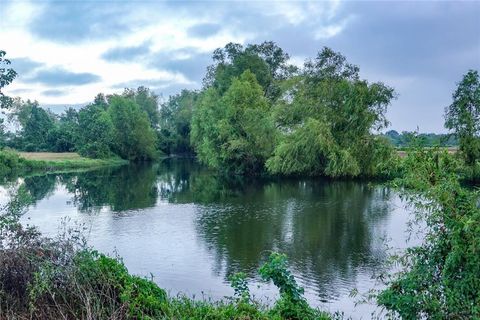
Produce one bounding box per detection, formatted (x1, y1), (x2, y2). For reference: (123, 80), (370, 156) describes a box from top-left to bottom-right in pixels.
(108, 95), (157, 161)
(48, 108), (79, 152)
(445, 70), (480, 165)
(16, 103), (55, 151)
(123, 87), (160, 128)
(77, 103), (115, 158)
(192, 70), (276, 175)
(0, 50), (17, 109)
(159, 89), (199, 155)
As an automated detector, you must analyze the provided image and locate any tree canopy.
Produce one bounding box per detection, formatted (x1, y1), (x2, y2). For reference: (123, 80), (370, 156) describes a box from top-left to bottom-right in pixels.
(192, 70), (276, 175)
(444, 70), (480, 165)
(267, 47), (396, 178)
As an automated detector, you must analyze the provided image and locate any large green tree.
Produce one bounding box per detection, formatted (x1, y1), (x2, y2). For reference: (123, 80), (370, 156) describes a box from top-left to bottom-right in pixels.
(267, 47), (396, 178)
(192, 70), (276, 175)
(444, 70), (480, 166)
(108, 95), (157, 161)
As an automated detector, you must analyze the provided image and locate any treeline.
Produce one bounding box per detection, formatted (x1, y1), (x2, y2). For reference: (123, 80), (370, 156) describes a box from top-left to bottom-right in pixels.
(1, 46), (479, 179)
(3, 88), (158, 161)
(383, 130), (458, 147)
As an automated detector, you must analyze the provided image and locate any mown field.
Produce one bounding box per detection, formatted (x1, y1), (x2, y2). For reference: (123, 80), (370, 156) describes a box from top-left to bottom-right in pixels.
(17, 152), (87, 161)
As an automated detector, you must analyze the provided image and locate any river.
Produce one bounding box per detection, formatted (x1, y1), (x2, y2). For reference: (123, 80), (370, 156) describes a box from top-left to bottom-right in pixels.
(1, 159), (414, 319)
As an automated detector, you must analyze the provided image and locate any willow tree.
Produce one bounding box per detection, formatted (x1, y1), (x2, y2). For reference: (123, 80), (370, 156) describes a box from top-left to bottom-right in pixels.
(267, 47), (396, 178)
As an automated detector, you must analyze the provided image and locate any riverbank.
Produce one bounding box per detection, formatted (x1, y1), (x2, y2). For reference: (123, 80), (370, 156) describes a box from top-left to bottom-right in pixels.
(0, 150), (128, 178)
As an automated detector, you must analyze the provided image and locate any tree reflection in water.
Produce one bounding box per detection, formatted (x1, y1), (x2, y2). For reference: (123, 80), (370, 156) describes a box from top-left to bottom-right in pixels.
(4, 159), (394, 302)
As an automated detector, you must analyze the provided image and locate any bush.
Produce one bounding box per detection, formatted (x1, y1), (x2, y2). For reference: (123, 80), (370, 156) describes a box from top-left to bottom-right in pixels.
(0, 150), (25, 177)
(259, 253), (330, 320)
(377, 147), (480, 319)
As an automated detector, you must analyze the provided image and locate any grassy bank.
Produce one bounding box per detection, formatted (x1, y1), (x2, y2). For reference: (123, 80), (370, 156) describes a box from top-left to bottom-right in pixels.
(0, 150), (128, 178)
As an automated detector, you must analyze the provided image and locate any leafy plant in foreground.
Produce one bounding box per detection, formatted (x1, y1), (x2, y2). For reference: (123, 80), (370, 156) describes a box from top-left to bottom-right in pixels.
(259, 252), (330, 320)
(377, 147), (480, 319)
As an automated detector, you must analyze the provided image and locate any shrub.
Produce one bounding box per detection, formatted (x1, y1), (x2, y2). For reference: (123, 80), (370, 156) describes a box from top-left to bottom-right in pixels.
(259, 253), (330, 320)
(377, 147), (480, 319)
(0, 150), (25, 177)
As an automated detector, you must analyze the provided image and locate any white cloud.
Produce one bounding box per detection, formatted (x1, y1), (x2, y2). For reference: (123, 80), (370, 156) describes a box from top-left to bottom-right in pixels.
(1, 0), (348, 105)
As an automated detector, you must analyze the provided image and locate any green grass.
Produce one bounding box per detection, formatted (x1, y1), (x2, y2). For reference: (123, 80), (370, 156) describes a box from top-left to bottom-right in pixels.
(0, 150), (128, 179)
(24, 157), (128, 170)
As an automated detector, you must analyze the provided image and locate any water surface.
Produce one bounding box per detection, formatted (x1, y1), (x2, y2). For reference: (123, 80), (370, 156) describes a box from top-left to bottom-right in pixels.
(1, 160), (412, 318)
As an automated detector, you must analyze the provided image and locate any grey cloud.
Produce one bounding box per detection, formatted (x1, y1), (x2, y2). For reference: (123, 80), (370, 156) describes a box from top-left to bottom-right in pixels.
(111, 79), (173, 90)
(155, 83), (198, 100)
(187, 23), (221, 38)
(42, 89), (68, 97)
(10, 58), (44, 77)
(40, 103), (87, 114)
(26, 68), (101, 86)
(324, 2), (480, 79)
(148, 49), (212, 83)
(102, 42), (152, 62)
(29, 1), (138, 42)
(8, 88), (32, 95)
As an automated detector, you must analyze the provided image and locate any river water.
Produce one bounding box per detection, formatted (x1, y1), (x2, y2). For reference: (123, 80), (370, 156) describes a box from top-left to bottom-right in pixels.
(1, 159), (414, 319)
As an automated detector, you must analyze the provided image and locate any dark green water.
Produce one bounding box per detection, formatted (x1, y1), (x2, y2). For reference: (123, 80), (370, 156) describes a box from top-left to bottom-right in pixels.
(1, 159), (412, 318)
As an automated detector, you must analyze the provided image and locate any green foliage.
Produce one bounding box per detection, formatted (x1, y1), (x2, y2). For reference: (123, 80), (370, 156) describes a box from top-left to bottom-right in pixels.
(377, 147), (480, 319)
(204, 41), (294, 100)
(0, 50), (17, 109)
(259, 253), (330, 320)
(445, 70), (480, 166)
(259, 253), (304, 302)
(123, 86), (160, 128)
(268, 47), (396, 178)
(192, 70), (276, 175)
(77, 103), (115, 158)
(22, 104), (56, 151)
(159, 89), (199, 155)
(71, 250), (168, 319)
(266, 118), (360, 177)
(5, 90), (159, 161)
(46, 108), (79, 152)
(0, 149), (25, 177)
(108, 95), (158, 161)
(228, 272), (250, 302)
(384, 129), (458, 147)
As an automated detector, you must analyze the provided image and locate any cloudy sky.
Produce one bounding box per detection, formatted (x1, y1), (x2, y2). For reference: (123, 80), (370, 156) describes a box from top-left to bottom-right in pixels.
(1, 0), (479, 132)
